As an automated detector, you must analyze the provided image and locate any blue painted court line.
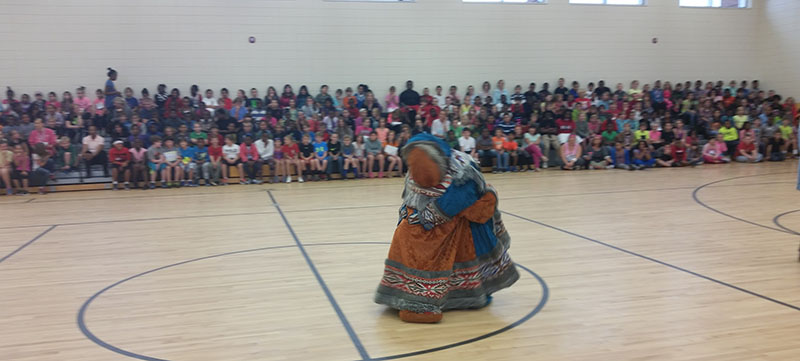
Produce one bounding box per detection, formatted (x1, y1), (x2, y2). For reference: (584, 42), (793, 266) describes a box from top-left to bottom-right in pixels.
(268, 190), (371, 360)
(0, 225), (57, 265)
(370, 263), (549, 361)
(773, 209), (800, 235)
(502, 210), (800, 312)
(692, 172), (795, 235)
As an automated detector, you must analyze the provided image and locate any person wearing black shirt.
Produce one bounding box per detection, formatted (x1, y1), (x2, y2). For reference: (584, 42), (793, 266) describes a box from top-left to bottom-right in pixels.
(554, 78), (569, 97)
(766, 132), (786, 161)
(399, 80), (420, 107)
(656, 145), (675, 167)
(537, 105), (559, 168)
(524, 83), (539, 116)
(214, 110), (236, 135)
(298, 135), (315, 180)
(661, 123), (676, 145)
(595, 80), (611, 98)
(327, 133), (343, 177)
(538, 82), (551, 98)
(399, 80), (420, 123)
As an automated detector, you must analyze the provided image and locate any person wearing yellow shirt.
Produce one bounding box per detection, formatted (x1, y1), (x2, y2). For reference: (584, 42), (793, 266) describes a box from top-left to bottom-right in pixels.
(719, 120), (739, 157)
(634, 123), (651, 144)
(732, 107), (749, 129)
(779, 117), (797, 157)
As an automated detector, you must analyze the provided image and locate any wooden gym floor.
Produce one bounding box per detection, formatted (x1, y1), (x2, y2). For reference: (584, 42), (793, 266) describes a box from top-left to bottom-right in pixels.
(1, 161), (799, 361)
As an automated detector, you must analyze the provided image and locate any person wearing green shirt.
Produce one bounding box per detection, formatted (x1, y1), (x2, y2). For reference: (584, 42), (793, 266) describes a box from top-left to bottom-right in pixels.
(189, 123), (208, 146)
(602, 129), (618, 146)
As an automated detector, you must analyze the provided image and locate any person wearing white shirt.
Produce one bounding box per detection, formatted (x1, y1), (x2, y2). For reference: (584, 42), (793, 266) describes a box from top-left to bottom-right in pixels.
(202, 89), (219, 112)
(255, 132), (275, 183)
(433, 85), (446, 108)
(430, 112), (449, 138)
(458, 128), (477, 160)
(255, 133), (274, 161)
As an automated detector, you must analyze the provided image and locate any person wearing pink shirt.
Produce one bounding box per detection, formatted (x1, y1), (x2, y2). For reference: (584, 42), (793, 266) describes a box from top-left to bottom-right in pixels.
(385, 86), (399, 113)
(91, 89), (106, 117)
(374, 118), (390, 143)
(28, 118), (57, 155)
(74, 86), (92, 114)
(702, 136), (729, 164)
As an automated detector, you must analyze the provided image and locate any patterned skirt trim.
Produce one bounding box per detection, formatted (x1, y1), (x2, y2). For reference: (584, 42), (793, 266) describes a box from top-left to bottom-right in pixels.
(374, 238), (519, 314)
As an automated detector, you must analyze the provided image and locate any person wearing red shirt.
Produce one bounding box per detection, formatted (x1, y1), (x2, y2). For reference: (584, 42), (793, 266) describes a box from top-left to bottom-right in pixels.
(281, 135), (301, 183)
(238, 135), (263, 184)
(671, 139), (688, 166)
(574, 91), (592, 111)
(109, 140), (131, 190)
(279, 84), (296, 108)
(219, 88), (233, 111)
(735, 135), (763, 163)
(207, 137), (224, 185)
(420, 87), (434, 105)
(418, 98), (440, 128)
(556, 113), (577, 144)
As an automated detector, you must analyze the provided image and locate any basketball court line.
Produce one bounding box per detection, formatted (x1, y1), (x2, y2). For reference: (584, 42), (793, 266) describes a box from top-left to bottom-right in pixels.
(73, 240), (548, 361)
(5, 174), (796, 359)
(267, 190), (371, 360)
(0, 211), (278, 231)
(502, 210), (800, 312)
(773, 209), (800, 235)
(692, 172), (796, 235)
(0, 225), (57, 265)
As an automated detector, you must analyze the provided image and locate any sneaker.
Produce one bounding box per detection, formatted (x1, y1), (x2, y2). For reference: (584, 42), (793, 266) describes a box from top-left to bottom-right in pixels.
(180, 181), (186, 187)
(149, 183), (156, 189)
(211, 181), (218, 186)
(161, 183), (168, 189)
(378, 172), (384, 178)
(285, 176), (291, 183)
(251, 179), (263, 185)
(205, 182), (211, 187)
(520, 167), (527, 172)
(112, 183), (118, 191)
(124, 183), (131, 190)
(239, 179), (248, 185)
(298, 176), (305, 183)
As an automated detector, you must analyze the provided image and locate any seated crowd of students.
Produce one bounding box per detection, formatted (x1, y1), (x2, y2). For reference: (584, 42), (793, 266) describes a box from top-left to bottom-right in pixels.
(1, 74), (798, 194)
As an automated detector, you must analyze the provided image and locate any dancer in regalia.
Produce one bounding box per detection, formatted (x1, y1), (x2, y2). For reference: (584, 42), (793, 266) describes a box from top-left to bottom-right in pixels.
(375, 133), (519, 323)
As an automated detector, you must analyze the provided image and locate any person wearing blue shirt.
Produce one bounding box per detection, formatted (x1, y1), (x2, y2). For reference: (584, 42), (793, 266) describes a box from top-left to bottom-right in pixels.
(178, 138), (198, 187)
(491, 80), (509, 105)
(312, 133), (329, 180)
(104, 68), (121, 109)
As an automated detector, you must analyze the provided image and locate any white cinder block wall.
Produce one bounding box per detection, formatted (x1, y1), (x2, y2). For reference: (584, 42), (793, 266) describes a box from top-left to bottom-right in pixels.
(758, 0), (800, 100)
(0, 0), (769, 98)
